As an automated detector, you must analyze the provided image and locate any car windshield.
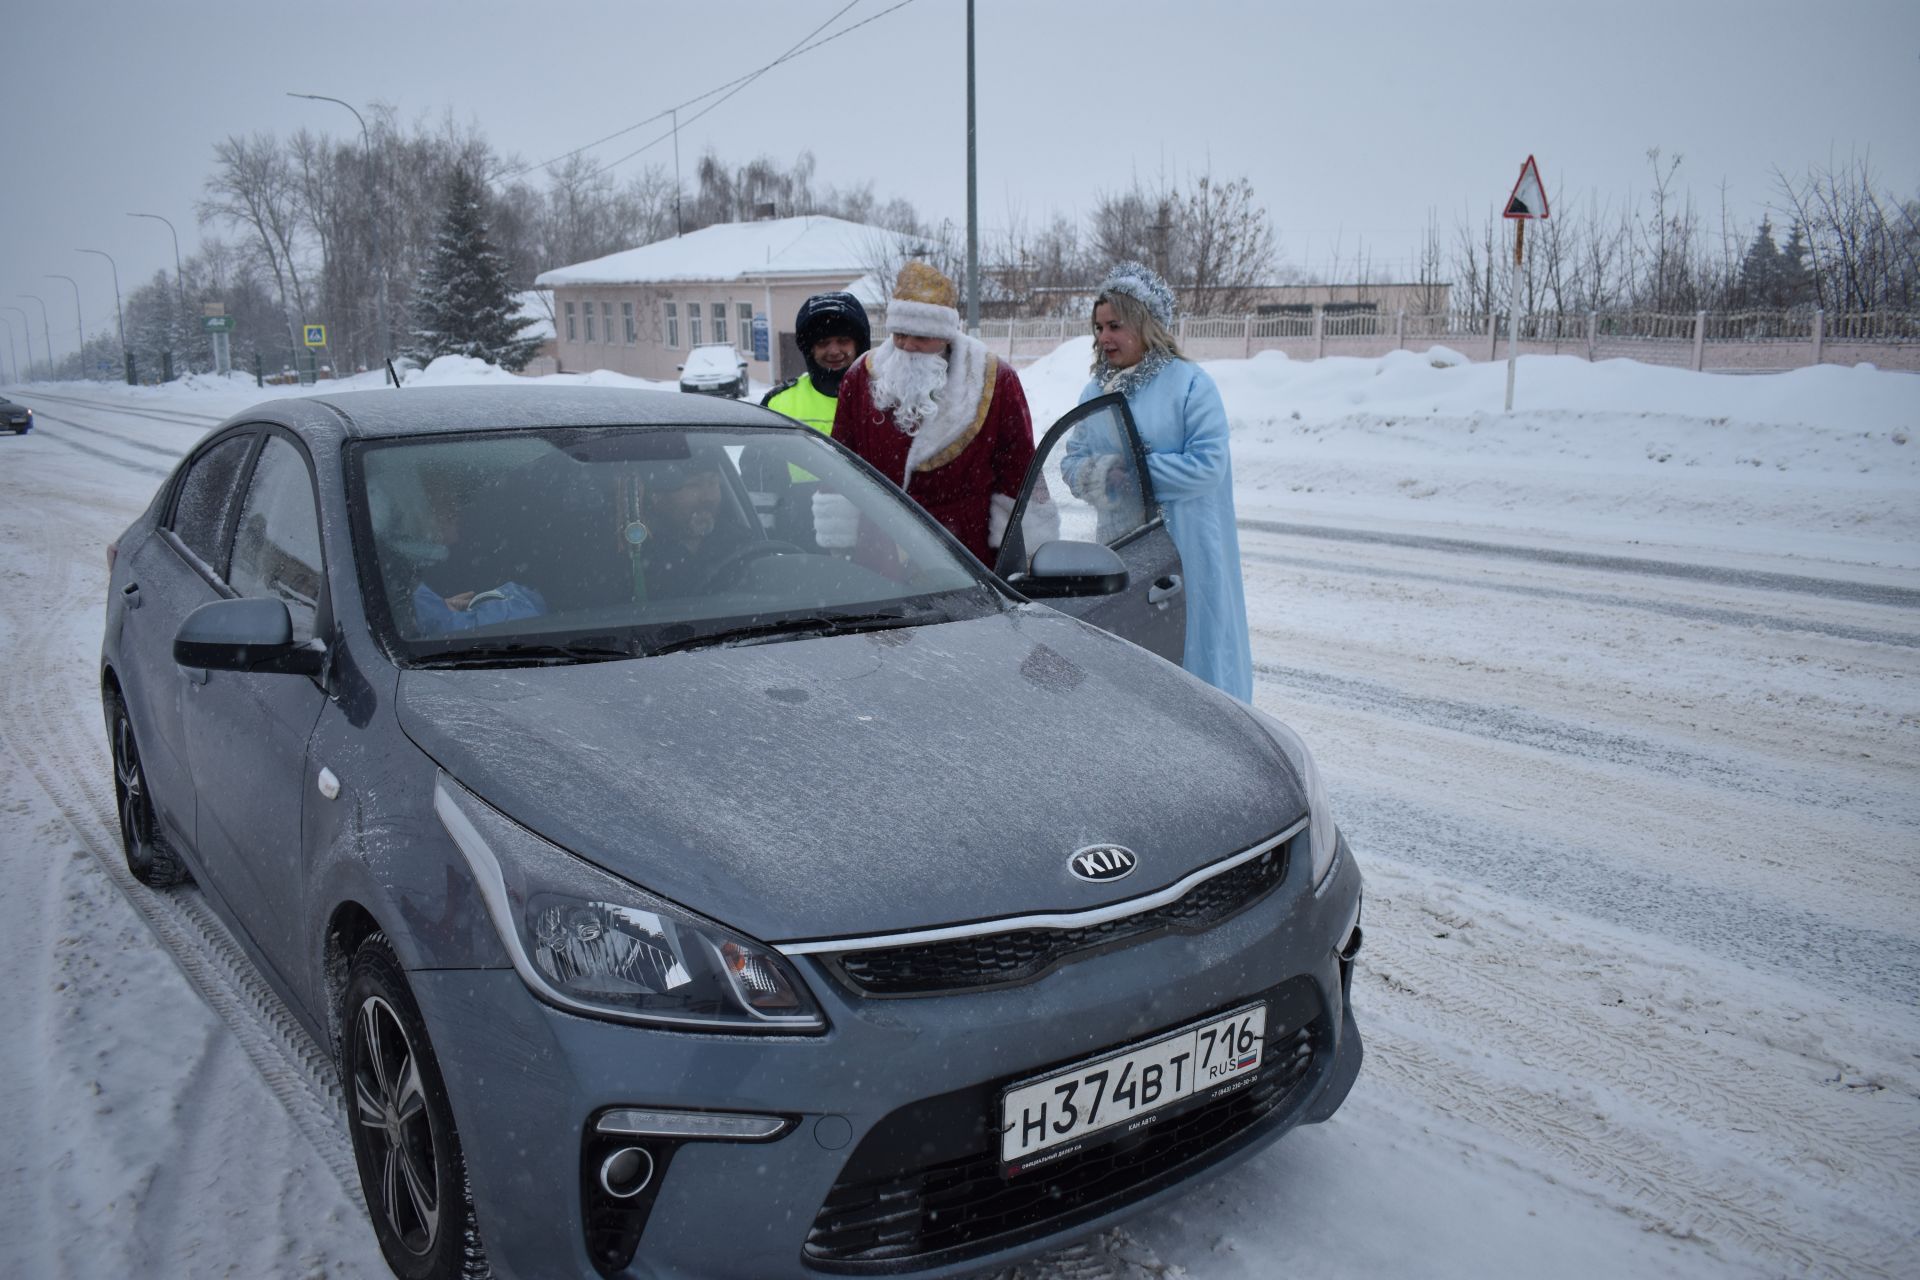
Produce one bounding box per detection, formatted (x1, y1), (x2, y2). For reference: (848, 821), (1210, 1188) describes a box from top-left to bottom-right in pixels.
(682, 346), (738, 377)
(350, 423), (1000, 665)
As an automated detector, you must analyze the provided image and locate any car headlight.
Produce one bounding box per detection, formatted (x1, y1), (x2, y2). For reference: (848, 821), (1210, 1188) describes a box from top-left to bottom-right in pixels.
(434, 775), (824, 1032)
(1245, 708), (1341, 890)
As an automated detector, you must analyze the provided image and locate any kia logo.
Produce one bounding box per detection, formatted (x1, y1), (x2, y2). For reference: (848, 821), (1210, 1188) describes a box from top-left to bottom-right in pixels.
(1069, 845), (1138, 883)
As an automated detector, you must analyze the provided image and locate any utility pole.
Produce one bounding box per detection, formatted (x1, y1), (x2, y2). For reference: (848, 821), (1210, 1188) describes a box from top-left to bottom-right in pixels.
(671, 107), (683, 236)
(18, 294), (55, 378)
(79, 249), (131, 384)
(964, 0), (979, 337)
(1, 307), (35, 380)
(289, 93), (390, 365)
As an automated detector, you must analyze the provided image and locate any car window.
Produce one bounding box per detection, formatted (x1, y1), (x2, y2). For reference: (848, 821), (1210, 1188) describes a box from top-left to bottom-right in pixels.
(228, 435), (325, 642)
(353, 425), (996, 658)
(999, 396), (1157, 574)
(168, 433), (255, 575)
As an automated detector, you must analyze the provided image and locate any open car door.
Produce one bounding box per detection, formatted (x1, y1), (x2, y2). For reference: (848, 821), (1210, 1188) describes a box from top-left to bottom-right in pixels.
(995, 393), (1185, 665)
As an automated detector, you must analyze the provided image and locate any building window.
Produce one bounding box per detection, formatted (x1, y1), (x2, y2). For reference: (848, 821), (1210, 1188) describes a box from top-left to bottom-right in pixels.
(622, 302), (636, 344)
(712, 302), (728, 346)
(737, 303), (754, 351)
(584, 300), (597, 343)
(688, 302), (703, 347)
(564, 301), (576, 342)
(664, 302), (678, 348)
(601, 302), (614, 344)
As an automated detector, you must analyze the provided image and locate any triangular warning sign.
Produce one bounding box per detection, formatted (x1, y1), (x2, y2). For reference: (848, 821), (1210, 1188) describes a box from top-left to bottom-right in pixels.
(1504, 155), (1548, 219)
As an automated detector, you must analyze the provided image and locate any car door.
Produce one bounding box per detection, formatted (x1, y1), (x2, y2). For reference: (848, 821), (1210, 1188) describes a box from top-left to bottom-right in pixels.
(178, 430), (330, 987)
(994, 393), (1186, 664)
(115, 430), (258, 853)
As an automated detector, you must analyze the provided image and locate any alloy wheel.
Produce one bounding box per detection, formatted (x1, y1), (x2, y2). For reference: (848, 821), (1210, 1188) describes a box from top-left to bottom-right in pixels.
(351, 995), (442, 1258)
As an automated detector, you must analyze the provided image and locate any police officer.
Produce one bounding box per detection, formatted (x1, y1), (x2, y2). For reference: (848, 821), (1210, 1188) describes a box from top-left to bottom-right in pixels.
(749, 292), (871, 542)
(760, 291), (871, 431)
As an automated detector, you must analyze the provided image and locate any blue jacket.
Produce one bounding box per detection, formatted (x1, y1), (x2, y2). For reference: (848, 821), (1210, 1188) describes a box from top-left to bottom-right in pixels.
(1074, 361), (1253, 701)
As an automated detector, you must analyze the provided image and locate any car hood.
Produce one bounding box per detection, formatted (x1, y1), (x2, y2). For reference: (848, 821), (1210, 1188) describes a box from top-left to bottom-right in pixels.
(396, 607), (1302, 943)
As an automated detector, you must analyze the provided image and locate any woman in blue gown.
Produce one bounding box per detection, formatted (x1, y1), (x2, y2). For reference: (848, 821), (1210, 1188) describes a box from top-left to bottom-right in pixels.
(1063, 261), (1253, 701)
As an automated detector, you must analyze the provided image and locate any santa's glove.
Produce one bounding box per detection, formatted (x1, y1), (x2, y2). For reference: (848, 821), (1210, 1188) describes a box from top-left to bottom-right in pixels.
(810, 491), (860, 549)
(988, 492), (1017, 550)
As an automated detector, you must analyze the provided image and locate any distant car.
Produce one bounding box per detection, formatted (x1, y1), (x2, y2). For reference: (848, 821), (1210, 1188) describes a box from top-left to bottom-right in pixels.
(1, 397), (30, 434)
(99, 385), (1363, 1279)
(677, 342), (749, 398)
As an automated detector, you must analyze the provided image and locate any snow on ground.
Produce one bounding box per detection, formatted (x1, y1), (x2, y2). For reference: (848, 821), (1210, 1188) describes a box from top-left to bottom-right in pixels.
(1, 349), (1916, 1278)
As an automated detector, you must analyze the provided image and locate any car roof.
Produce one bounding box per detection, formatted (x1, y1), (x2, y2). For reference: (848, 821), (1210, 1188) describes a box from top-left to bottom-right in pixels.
(219, 384), (793, 445)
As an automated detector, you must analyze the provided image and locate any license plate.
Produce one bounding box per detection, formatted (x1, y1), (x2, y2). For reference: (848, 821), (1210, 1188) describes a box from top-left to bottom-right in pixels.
(999, 1002), (1267, 1175)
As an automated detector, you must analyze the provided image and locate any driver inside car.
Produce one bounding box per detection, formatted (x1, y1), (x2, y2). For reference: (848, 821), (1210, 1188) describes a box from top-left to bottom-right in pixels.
(638, 458), (757, 598)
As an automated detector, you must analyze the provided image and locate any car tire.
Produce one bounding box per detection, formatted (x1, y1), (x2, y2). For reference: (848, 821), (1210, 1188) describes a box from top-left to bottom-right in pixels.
(105, 691), (190, 887)
(342, 934), (485, 1280)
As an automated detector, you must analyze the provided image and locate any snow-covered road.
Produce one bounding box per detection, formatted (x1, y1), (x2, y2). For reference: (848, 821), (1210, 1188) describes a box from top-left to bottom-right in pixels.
(2, 358), (1915, 1279)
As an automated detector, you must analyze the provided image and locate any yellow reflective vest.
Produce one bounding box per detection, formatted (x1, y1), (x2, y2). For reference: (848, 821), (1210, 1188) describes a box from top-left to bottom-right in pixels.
(764, 375), (838, 436)
(764, 376), (838, 481)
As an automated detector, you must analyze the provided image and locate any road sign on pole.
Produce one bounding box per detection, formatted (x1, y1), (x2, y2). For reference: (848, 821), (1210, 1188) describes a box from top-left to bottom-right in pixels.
(303, 324), (327, 347)
(1502, 156), (1549, 412)
(202, 315), (235, 333)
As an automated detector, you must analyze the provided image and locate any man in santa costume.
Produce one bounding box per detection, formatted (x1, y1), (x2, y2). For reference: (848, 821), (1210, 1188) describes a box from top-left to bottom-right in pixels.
(813, 261), (1041, 567)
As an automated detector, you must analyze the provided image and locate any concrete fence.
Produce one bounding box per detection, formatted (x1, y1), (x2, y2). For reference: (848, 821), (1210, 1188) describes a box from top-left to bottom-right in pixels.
(892, 309), (1920, 374)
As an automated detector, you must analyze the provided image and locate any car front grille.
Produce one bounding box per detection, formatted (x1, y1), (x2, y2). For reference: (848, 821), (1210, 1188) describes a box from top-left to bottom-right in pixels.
(803, 980), (1323, 1271)
(825, 834), (1295, 997)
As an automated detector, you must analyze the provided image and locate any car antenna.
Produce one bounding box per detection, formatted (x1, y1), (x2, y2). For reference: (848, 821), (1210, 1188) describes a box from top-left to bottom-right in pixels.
(386, 357), (402, 388)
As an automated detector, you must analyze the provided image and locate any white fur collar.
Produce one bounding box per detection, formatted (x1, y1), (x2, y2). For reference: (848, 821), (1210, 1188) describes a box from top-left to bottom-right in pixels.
(895, 335), (992, 473)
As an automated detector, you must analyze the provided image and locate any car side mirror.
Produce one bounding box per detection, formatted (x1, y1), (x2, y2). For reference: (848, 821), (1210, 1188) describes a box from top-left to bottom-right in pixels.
(175, 597), (326, 677)
(1006, 540), (1128, 598)
(675, 364), (686, 371)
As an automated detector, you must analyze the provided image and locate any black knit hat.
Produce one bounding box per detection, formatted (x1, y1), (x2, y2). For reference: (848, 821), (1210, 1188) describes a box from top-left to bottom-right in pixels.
(795, 292), (871, 392)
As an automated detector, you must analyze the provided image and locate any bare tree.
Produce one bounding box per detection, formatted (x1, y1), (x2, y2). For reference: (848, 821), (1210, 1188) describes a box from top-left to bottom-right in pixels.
(200, 132), (312, 351)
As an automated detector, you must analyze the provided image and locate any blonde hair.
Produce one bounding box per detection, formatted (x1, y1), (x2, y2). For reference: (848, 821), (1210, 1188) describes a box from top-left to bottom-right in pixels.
(1090, 288), (1183, 373)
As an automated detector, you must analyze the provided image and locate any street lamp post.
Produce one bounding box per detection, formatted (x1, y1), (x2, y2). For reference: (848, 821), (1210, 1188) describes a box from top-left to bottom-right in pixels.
(289, 92), (389, 366)
(79, 249), (131, 385)
(47, 275), (86, 378)
(18, 294), (56, 378)
(127, 211), (185, 301)
(1, 306), (35, 380)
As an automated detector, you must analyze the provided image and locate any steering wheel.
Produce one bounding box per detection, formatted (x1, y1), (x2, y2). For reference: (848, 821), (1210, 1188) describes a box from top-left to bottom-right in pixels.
(701, 539), (805, 589)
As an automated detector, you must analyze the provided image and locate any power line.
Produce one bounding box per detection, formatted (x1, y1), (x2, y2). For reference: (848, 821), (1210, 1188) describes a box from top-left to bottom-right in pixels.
(504, 0), (917, 182)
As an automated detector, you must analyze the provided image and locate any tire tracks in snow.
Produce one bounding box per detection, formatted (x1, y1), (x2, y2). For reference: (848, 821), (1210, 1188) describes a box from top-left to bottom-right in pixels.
(0, 476), (368, 1219)
(1243, 545), (1920, 650)
(1239, 517), (1920, 610)
(1253, 659), (1916, 830)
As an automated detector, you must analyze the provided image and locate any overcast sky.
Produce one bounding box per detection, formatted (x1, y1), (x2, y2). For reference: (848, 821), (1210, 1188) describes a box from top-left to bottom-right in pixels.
(3, 0), (1917, 364)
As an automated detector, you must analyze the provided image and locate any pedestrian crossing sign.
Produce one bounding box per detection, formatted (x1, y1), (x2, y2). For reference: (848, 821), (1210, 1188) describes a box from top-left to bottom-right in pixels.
(303, 324), (327, 347)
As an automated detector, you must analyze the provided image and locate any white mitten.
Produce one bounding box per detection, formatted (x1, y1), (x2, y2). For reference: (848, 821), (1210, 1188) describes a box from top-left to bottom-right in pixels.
(810, 491), (859, 549)
(1088, 454), (1125, 510)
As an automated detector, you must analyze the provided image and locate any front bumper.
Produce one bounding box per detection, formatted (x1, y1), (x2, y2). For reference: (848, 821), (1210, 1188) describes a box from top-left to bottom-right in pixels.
(410, 838), (1364, 1279)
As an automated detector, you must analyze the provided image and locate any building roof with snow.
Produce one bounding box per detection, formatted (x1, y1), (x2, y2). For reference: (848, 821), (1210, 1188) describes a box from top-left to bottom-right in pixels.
(535, 216), (927, 288)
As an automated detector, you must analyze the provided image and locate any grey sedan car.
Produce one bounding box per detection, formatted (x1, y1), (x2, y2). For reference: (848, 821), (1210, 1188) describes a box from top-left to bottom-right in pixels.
(100, 385), (1363, 1279)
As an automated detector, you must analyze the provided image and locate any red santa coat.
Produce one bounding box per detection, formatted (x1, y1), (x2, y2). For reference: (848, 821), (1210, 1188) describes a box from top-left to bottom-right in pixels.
(830, 345), (1037, 566)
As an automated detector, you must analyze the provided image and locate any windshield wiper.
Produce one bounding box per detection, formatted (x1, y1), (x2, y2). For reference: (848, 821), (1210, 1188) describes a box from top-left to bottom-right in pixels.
(646, 610), (920, 656)
(412, 639), (638, 669)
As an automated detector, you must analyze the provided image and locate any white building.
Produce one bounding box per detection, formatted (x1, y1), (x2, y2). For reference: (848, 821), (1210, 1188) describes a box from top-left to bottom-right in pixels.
(534, 216), (922, 385)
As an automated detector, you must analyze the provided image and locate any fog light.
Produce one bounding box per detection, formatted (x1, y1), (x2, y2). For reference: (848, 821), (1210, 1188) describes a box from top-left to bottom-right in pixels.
(598, 1146), (655, 1199)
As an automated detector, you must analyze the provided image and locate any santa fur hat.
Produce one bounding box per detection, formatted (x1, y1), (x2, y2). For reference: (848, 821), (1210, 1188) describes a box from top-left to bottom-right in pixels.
(885, 261), (963, 343)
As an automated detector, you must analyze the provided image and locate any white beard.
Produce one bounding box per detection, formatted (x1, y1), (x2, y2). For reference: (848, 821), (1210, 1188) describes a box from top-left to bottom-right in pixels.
(869, 342), (949, 435)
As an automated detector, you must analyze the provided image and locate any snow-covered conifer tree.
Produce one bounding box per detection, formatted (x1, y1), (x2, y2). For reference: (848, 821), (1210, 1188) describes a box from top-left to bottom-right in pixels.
(408, 165), (541, 370)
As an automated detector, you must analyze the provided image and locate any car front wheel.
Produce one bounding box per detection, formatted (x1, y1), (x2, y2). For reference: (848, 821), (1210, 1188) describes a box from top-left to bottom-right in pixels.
(105, 690), (189, 887)
(343, 935), (482, 1280)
